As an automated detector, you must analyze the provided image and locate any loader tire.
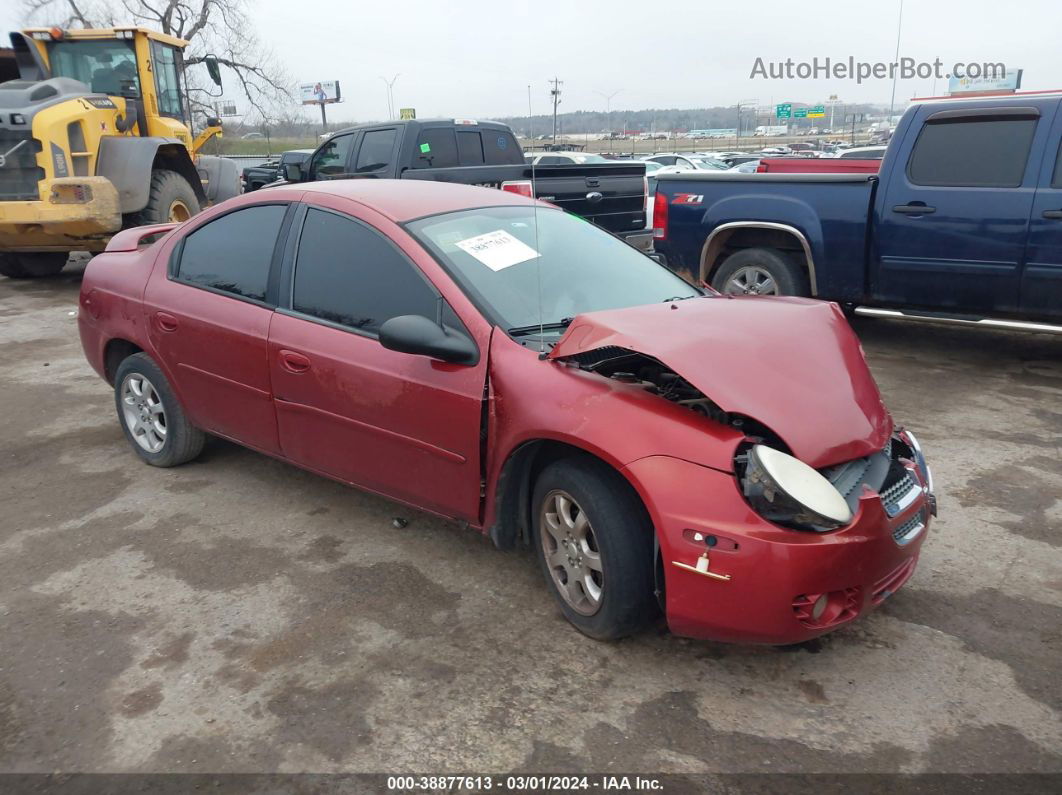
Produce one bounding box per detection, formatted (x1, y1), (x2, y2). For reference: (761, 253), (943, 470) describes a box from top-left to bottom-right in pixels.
(129, 169), (201, 227)
(0, 252), (68, 279)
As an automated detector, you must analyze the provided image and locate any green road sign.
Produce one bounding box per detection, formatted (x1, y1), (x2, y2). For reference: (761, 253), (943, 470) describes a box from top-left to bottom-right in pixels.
(807, 105), (826, 118)
(776, 103), (792, 119)
(794, 107), (808, 118)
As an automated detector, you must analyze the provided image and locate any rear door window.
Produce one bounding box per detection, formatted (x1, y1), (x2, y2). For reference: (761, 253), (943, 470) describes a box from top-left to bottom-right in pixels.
(1052, 140), (1062, 188)
(457, 130), (485, 165)
(482, 130), (523, 165)
(413, 128), (459, 169)
(907, 117), (1037, 188)
(176, 204), (287, 303)
(355, 129), (397, 173)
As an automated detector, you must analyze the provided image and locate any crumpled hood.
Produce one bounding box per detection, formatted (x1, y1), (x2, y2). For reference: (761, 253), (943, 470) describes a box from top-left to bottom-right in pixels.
(548, 295), (892, 468)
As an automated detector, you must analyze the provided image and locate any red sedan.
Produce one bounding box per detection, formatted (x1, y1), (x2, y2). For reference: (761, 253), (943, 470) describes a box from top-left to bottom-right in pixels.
(78, 180), (935, 644)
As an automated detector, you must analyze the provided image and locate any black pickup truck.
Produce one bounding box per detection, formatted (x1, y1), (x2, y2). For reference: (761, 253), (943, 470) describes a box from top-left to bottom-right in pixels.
(280, 119), (651, 250)
(242, 149), (314, 192)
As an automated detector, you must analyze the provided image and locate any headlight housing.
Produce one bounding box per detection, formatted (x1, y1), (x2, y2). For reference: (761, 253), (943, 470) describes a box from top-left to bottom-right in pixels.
(742, 444), (854, 532)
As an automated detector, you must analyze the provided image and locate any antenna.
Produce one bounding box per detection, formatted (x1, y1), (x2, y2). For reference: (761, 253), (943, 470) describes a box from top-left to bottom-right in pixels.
(528, 84), (544, 353)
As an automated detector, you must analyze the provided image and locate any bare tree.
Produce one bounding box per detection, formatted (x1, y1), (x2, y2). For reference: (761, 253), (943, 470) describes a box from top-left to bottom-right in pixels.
(22, 0), (295, 122)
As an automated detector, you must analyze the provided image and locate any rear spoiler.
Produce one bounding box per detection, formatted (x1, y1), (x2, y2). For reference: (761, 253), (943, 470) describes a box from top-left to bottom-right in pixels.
(104, 223), (182, 252)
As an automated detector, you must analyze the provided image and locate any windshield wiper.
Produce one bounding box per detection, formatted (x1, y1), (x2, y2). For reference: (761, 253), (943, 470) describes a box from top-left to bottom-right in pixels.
(663, 294), (697, 302)
(507, 318), (575, 336)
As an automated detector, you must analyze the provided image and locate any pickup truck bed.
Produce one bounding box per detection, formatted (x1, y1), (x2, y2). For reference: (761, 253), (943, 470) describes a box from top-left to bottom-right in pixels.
(654, 91), (1062, 326)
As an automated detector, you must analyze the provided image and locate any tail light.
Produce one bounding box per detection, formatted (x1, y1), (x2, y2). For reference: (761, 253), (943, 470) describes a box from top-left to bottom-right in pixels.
(756, 162), (768, 173)
(652, 190), (668, 240)
(501, 180), (533, 198)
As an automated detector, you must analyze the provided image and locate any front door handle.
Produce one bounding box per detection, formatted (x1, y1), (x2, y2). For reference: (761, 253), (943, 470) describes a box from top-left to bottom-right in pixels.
(1043, 209), (1062, 220)
(155, 312), (179, 332)
(278, 349), (311, 373)
(892, 203), (936, 215)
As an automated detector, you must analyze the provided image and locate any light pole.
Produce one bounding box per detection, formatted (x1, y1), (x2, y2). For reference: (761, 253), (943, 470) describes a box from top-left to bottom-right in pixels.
(596, 89), (621, 153)
(379, 74), (400, 119)
(888, 0), (904, 121)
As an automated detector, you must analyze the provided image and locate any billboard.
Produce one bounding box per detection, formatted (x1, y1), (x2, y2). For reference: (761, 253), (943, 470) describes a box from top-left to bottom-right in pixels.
(299, 80), (341, 105)
(948, 69), (1022, 95)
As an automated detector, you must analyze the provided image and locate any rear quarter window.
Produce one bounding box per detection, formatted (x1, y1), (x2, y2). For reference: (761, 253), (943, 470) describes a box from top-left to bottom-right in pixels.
(413, 128), (459, 169)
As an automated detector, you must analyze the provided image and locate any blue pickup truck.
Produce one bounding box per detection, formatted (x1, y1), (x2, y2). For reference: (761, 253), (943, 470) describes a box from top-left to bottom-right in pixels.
(653, 91), (1062, 327)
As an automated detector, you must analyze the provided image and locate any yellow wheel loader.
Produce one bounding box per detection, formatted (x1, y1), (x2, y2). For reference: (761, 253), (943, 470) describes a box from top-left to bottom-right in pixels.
(0, 26), (240, 278)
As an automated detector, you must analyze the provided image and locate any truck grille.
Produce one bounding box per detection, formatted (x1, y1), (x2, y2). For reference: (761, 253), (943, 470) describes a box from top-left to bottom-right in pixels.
(0, 129), (44, 201)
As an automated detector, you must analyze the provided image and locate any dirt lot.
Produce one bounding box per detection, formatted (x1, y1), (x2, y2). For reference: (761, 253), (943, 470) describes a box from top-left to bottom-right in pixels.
(1, 262), (1060, 776)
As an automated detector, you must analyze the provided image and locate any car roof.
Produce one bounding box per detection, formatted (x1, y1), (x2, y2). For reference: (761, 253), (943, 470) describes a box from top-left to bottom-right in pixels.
(296, 179), (542, 222)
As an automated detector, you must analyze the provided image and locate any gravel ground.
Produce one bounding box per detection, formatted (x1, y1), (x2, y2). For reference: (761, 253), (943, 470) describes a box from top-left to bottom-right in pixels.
(1, 261), (1060, 776)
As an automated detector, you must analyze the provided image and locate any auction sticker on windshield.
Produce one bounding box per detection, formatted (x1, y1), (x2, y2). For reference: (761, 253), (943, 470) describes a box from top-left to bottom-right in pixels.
(455, 230), (539, 271)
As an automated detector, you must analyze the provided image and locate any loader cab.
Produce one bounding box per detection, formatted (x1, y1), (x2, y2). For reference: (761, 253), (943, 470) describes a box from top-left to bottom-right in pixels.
(22, 27), (202, 140)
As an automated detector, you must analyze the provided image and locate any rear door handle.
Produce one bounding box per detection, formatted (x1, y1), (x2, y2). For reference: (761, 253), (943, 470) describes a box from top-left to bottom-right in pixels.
(278, 349), (311, 373)
(892, 204), (936, 215)
(155, 312), (179, 332)
(1043, 210), (1062, 219)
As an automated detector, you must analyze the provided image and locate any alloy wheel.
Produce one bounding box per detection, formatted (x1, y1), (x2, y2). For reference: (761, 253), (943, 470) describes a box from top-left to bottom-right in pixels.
(121, 374), (167, 453)
(725, 265), (778, 295)
(540, 489), (604, 616)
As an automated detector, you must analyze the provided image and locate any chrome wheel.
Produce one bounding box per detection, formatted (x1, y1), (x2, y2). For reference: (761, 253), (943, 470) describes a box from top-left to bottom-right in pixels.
(120, 374), (167, 453)
(724, 265), (778, 295)
(540, 489), (604, 616)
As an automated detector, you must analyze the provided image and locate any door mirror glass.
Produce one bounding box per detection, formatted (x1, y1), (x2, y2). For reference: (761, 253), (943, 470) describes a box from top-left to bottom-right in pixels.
(204, 55), (223, 87)
(379, 315), (478, 364)
(283, 162), (303, 182)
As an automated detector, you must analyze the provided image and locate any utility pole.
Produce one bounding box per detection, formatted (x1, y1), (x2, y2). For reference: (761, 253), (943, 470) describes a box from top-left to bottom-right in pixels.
(549, 77), (563, 144)
(888, 0), (904, 121)
(595, 89), (621, 153)
(380, 74), (400, 119)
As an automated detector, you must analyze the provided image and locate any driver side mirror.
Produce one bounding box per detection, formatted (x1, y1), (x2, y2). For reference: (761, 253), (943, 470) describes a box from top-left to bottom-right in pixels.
(283, 162), (303, 182)
(204, 55), (223, 88)
(379, 315), (478, 365)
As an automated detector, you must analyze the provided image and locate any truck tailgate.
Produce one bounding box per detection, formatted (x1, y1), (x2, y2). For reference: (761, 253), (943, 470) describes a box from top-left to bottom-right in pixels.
(529, 163), (646, 236)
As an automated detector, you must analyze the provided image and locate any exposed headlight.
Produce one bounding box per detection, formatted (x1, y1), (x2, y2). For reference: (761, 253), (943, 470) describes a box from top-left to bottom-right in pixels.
(742, 444), (853, 531)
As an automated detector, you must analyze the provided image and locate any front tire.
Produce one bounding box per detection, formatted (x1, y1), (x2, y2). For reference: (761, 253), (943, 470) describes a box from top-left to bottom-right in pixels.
(0, 252), (68, 279)
(114, 353), (205, 467)
(532, 457), (656, 640)
(711, 247), (808, 296)
(129, 169), (201, 227)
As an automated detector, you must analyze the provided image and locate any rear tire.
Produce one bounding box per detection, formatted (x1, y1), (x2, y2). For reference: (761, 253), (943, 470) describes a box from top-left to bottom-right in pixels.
(532, 456), (656, 640)
(128, 169), (201, 227)
(114, 353), (205, 467)
(711, 247), (808, 296)
(0, 252), (68, 279)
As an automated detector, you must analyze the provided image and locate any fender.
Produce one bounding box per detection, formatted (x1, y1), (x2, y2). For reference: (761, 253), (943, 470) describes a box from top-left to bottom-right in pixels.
(96, 137), (207, 213)
(195, 155), (241, 204)
(701, 221), (821, 295)
(697, 194), (826, 291)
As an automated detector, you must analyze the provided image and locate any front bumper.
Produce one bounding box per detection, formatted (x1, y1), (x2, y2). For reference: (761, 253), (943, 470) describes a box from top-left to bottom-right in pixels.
(623, 455), (931, 645)
(0, 177), (121, 252)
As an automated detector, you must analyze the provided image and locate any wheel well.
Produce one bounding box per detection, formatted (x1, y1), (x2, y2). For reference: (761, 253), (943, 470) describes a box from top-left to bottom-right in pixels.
(103, 339), (143, 385)
(700, 227), (811, 286)
(153, 145), (207, 205)
(488, 440), (650, 551)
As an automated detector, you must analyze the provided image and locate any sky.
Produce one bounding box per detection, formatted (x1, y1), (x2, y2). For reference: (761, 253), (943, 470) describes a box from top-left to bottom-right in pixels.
(4, 0), (1061, 124)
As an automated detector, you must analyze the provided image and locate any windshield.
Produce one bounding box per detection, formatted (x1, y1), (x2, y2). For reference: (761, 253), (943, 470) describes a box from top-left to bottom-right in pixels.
(47, 39), (139, 96)
(407, 206), (700, 331)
